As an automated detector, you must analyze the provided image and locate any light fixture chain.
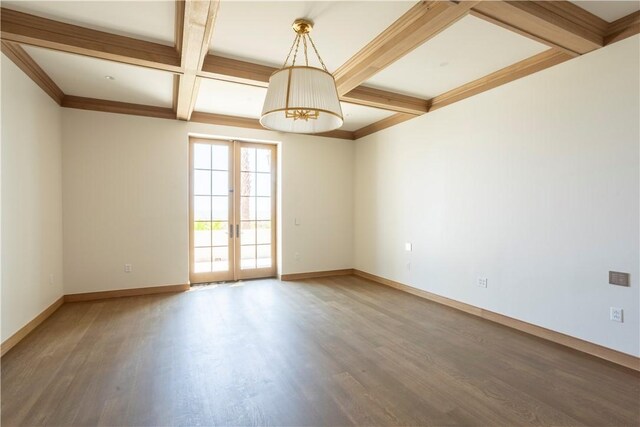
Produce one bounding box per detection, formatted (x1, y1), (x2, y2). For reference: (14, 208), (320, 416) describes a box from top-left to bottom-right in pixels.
(307, 34), (328, 72)
(282, 34), (299, 69)
(303, 34), (309, 66)
(291, 34), (302, 67)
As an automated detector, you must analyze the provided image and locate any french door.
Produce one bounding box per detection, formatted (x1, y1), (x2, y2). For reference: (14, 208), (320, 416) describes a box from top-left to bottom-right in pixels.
(189, 138), (277, 283)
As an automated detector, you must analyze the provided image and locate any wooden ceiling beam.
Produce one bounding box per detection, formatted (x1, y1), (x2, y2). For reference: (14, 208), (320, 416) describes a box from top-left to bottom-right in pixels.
(333, 0), (478, 96)
(61, 96), (176, 120)
(1, 40), (64, 105)
(605, 11), (640, 46)
(175, 0), (219, 121)
(353, 48), (573, 139)
(341, 86), (428, 115)
(470, 1), (605, 55)
(57, 97), (355, 140)
(0, 7), (181, 72)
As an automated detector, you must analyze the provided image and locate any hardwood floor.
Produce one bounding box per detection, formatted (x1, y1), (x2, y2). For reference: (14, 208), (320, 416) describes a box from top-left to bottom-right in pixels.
(2, 276), (639, 426)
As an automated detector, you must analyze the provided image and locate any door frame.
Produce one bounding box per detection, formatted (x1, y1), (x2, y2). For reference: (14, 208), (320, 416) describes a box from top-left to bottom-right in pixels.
(188, 137), (278, 284)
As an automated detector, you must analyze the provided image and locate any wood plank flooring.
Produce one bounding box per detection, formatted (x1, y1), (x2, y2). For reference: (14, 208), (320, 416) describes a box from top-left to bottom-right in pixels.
(2, 276), (639, 426)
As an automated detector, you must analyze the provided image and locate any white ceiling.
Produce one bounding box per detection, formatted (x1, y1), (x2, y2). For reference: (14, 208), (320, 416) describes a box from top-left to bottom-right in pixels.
(209, 1), (415, 71)
(340, 103), (394, 131)
(364, 15), (549, 99)
(196, 79), (267, 118)
(2, 0), (176, 45)
(571, 1), (640, 22)
(23, 46), (175, 108)
(194, 77), (393, 130)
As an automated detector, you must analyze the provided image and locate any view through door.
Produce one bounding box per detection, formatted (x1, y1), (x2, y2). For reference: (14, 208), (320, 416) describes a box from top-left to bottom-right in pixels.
(189, 138), (277, 283)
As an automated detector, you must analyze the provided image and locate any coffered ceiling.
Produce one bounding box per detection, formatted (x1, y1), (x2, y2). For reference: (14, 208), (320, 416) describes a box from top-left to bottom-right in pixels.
(1, 1), (638, 140)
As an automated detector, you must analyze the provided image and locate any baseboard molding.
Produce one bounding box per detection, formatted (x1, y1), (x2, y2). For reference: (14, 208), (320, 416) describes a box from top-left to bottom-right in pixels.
(1, 296), (65, 357)
(280, 269), (354, 281)
(353, 269), (640, 372)
(64, 283), (190, 302)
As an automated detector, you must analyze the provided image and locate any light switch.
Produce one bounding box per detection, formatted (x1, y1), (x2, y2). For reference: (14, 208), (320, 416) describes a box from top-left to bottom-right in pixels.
(294, 218), (301, 226)
(405, 243), (412, 252)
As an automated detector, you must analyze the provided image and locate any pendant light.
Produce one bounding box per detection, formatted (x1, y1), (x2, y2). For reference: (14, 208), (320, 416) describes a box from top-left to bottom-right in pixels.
(260, 19), (343, 134)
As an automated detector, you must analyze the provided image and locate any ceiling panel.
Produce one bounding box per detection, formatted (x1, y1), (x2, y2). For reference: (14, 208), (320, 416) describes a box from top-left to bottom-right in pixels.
(2, 1), (175, 45)
(195, 79), (267, 118)
(363, 15), (549, 99)
(571, 1), (639, 22)
(340, 103), (394, 132)
(209, 1), (415, 71)
(24, 46), (174, 107)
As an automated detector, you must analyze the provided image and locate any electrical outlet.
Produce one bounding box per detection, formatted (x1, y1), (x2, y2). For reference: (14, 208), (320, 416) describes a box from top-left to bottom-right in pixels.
(477, 277), (488, 288)
(124, 264), (132, 273)
(294, 252), (300, 261)
(610, 307), (623, 323)
(406, 262), (411, 271)
(49, 274), (54, 285)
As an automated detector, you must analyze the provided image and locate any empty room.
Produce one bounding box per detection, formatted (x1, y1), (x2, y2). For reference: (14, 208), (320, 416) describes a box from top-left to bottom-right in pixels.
(1, 0), (639, 426)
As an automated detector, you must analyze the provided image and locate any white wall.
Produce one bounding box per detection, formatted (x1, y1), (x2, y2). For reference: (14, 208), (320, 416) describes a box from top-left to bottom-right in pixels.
(354, 36), (640, 357)
(61, 110), (354, 294)
(1, 54), (64, 342)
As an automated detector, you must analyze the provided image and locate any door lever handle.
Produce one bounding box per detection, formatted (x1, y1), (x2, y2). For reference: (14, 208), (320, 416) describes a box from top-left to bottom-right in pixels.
(229, 223), (233, 237)
(236, 224), (240, 238)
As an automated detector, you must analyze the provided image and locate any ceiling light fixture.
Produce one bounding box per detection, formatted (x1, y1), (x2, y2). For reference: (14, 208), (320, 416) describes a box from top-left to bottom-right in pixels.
(260, 19), (343, 134)
(104, 75), (115, 80)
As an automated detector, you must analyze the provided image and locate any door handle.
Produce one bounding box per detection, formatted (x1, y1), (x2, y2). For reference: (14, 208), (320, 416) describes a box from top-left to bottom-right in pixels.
(236, 224), (240, 238)
(229, 223), (233, 237)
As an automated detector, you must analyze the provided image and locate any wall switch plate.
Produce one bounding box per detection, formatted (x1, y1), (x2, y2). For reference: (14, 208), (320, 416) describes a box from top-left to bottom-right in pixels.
(124, 264), (132, 273)
(477, 277), (488, 288)
(609, 271), (630, 287)
(610, 307), (623, 322)
(405, 243), (412, 252)
(294, 218), (301, 226)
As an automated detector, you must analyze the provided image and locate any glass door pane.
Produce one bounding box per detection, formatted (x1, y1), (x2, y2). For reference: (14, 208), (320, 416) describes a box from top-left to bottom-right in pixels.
(190, 140), (233, 283)
(235, 143), (276, 279)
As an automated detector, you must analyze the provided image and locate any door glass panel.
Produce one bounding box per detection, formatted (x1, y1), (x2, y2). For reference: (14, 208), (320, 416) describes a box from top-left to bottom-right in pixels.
(256, 149), (271, 173)
(194, 196), (211, 221)
(240, 221), (256, 245)
(256, 197), (271, 220)
(193, 170), (211, 195)
(211, 145), (229, 170)
(241, 245), (256, 269)
(240, 196), (256, 220)
(211, 171), (228, 196)
(240, 172), (256, 196)
(241, 147), (256, 171)
(194, 144), (211, 169)
(256, 173), (270, 197)
(194, 221), (212, 247)
(257, 245), (271, 268)
(256, 221), (271, 244)
(194, 247), (211, 273)
(212, 247), (229, 272)
(212, 221), (228, 246)
(212, 196), (228, 220)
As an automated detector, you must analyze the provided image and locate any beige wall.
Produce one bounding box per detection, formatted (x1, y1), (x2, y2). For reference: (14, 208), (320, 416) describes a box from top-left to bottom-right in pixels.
(61, 110), (354, 294)
(1, 54), (64, 342)
(354, 36), (640, 356)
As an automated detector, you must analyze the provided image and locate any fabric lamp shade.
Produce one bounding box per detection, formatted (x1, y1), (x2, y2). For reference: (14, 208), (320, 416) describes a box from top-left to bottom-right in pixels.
(260, 66), (343, 134)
